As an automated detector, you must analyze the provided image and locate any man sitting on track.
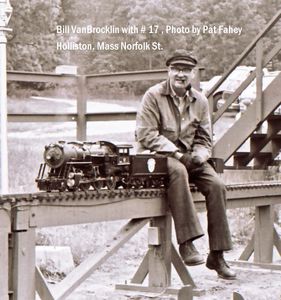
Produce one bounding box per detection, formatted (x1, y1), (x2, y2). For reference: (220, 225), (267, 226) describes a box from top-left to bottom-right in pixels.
(135, 49), (236, 280)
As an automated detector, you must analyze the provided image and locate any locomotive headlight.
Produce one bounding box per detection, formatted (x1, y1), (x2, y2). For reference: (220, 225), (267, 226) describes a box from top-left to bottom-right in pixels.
(44, 145), (64, 168)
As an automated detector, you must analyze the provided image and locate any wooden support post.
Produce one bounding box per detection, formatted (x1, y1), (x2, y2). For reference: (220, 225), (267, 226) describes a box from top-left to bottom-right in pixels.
(148, 215), (172, 288)
(273, 227), (281, 255)
(0, 208), (10, 300)
(117, 213), (196, 295)
(130, 251), (149, 284)
(230, 206), (281, 270)
(254, 205), (274, 263)
(12, 229), (36, 300)
(76, 75), (87, 141)
(35, 266), (55, 300)
(238, 233), (254, 261)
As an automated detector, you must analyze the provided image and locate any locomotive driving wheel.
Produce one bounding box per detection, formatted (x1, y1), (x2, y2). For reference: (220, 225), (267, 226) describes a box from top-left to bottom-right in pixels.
(92, 180), (104, 190)
(79, 182), (91, 191)
(106, 176), (116, 190)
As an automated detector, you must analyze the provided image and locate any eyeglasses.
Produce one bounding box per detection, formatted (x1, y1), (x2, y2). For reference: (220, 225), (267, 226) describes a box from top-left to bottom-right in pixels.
(169, 66), (193, 75)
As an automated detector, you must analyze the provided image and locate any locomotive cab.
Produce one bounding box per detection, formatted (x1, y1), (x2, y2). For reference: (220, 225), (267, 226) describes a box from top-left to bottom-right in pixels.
(115, 144), (133, 166)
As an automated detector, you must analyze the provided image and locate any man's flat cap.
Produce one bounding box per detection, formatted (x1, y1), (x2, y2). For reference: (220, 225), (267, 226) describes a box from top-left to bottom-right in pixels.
(166, 49), (197, 67)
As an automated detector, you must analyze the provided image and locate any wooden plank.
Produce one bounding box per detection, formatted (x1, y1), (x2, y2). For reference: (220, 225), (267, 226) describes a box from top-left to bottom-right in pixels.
(178, 285), (193, 300)
(131, 251), (149, 284)
(255, 39), (264, 124)
(171, 244), (196, 288)
(115, 283), (178, 294)
(8, 113), (77, 122)
(148, 215), (172, 288)
(76, 75), (87, 140)
(213, 71), (281, 161)
(86, 69), (167, 83)
(35, 266), (55, 300)
(52, 218), (149, 300)
(207, 9), (281, 100)
(212, 38), (281, 123)
(148, 247), (168, 287)
(7, 71), (76, 84)
(12, 229), (36, 300)
(239, 233), (254, 261)
(32, 197), (166, 227)
(254, 205), (274, 263)
(116, 283), (202, 297)
(228, 259), (281, 271)
(273, 228), (281, 255)
(30, 186), (281, 228)
(86, 111), (136, 122)
(12, 205), (30, 231)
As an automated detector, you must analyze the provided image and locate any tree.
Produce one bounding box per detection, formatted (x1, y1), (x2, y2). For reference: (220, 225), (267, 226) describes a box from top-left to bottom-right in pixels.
(192, 0), (267, 78)
(6, 0), (281, 80)
(8, 0), (62, 72)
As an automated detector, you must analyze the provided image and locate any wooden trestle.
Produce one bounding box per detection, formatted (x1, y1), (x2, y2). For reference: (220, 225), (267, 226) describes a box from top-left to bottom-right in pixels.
(0, 182), (281, 300)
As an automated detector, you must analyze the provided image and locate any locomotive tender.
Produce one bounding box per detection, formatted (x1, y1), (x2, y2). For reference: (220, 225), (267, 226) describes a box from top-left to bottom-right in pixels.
(36, 140), (168, 192)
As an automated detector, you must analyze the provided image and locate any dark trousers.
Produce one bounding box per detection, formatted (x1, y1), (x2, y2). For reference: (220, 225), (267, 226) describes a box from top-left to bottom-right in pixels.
(167, 157), (233, 251)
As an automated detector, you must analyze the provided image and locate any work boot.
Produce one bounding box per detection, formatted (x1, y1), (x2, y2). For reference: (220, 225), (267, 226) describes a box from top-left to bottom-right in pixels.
(179, 240), (204, 266)
(206, 250), (236, 280)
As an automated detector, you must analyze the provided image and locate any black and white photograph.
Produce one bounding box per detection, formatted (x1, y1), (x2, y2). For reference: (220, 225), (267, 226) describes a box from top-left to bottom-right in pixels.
(1, 0), (281, 299)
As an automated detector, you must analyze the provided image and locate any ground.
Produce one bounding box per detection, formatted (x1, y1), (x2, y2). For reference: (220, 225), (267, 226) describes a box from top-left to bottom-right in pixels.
(63, 245), (281, 300)
(43, 218), (281, 300)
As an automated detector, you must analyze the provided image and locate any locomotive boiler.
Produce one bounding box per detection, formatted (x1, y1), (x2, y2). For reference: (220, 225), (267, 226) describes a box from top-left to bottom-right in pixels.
(36, 140), (168, 192)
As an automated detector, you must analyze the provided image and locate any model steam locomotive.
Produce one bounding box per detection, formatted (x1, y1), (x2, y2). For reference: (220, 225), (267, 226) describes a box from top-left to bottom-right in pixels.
(36, 140), (168, 192)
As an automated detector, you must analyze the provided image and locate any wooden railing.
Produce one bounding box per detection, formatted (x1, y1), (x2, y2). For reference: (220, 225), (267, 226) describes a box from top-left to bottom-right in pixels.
(7, 69), (168, 140)
(207, 9), (281, 124)
(7, 65), (205, 141)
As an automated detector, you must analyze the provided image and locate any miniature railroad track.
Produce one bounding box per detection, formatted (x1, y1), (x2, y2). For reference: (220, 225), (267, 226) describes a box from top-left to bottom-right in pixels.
(0, 188), (167, 206)
(1, 180), (281, 207)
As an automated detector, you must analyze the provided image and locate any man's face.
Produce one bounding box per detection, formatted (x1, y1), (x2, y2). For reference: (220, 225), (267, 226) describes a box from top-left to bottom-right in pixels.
(168, 64), (194, 91)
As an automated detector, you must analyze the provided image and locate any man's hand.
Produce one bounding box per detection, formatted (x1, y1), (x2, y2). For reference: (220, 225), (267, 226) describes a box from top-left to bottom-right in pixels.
(179, 153), (193, 168)
(189, 155), (205, 174)
(179, 153), (205, 174)
(191, 155), (204, 167)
